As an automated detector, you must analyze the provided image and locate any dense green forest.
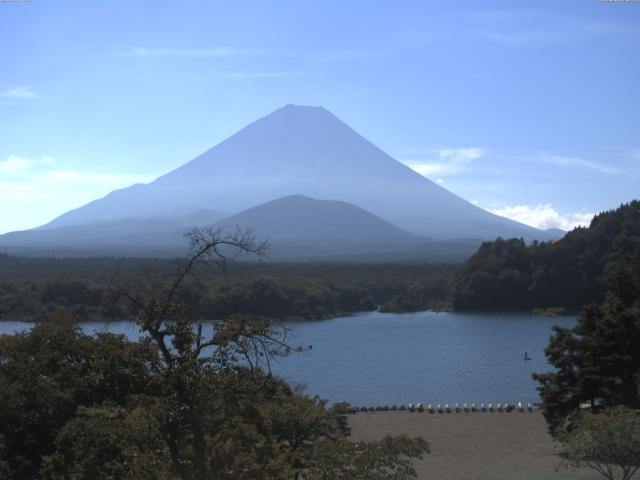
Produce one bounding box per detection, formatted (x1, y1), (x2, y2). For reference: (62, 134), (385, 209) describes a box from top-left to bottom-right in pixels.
(450, 200), (640, 312)
(533, 231), (640, 437)
(0, 256), (455, 321)
(0, 229), (429, 479)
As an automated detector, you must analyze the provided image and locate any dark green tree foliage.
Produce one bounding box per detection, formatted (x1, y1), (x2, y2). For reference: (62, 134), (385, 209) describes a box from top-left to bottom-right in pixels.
(202, 277), (375, 320)
(41, 405), (170, 480)
(307, 435), (430, 480)
(0, 257), (455, 322)
(0, 228), (429, 480)
(534, 249), (640, 435)
(379, 277), (450, 313)
(0, 319), (158, 479)
(559, 407), (640, 480)
(0, 437), (10, 480)
(451, 200), (640, 311)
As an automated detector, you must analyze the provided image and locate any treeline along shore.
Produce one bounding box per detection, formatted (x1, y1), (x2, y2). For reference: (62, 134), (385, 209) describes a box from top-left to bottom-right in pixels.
(0, 258), (454, 321)
(1, 200), (638, 322)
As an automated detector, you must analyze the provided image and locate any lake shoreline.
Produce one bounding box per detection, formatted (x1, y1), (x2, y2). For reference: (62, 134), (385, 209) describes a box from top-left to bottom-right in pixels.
(0, 311), (578, 406)
(0, 306), (579, 323)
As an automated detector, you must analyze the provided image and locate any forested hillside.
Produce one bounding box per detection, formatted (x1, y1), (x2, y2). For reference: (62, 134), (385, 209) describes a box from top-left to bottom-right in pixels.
(0, 257), (454, 321)
(450, 200), (640, 311)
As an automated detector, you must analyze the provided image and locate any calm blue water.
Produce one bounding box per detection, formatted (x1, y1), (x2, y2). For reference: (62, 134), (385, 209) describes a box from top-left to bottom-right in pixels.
(0, 311), (575, 406)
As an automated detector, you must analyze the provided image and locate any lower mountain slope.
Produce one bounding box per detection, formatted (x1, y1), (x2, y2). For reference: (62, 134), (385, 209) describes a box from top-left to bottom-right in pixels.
(0, 195), (479, 261)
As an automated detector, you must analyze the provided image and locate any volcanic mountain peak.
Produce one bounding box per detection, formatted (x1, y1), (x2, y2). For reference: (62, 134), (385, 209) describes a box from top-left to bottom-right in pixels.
(35, 104), (551, 242)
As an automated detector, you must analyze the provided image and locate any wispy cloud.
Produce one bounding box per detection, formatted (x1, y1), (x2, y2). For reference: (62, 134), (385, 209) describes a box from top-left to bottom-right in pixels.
(0, 155), (154, 233)
(488, 203), (594, 231)
(0, 86), (36, 99)
(127, 46), (389, 64)
(477, 10), (639, 47)
(321, 49), (392, 62)
(400, 147), (487, 177)
(127, 47), (262, 58)
(0, 154), (151, 185)
(539, 153), (622, 174)
(482, 30), (562, 47)
(0, 155), (57, 177)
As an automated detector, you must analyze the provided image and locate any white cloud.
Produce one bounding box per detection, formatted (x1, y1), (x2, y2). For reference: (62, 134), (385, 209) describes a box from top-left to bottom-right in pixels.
(487, 203), (594, 231)
(540, 153), (621, 174)
(0, 155), (153, 233)
(482, 30), (562, 47)
(128, 47), (259, 57)
(0, 86), (36, 99)
(0, 155), (57, 176)
(401, 147), (487, 176)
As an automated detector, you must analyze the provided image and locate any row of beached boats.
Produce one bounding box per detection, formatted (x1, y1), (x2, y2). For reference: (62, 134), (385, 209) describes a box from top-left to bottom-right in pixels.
(346, 402), (535, 414)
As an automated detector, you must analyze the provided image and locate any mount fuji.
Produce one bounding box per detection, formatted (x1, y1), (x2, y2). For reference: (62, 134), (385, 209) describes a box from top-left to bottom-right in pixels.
(0, 105), (555, 258)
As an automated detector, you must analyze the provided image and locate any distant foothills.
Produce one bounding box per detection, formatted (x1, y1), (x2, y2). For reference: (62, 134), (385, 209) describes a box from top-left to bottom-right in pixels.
(0, 105), (561, 260)
(0, 200), (637, 321)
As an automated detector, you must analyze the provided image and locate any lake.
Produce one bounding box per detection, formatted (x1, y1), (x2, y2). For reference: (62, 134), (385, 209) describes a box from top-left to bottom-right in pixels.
(0, 310), (575, 407)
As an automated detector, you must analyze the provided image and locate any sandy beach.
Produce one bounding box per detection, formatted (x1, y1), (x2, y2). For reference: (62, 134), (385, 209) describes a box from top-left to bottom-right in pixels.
(348, 411), (601, 480)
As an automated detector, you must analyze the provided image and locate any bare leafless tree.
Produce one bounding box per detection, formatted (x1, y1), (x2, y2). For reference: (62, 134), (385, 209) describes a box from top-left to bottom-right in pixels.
(110, 226), (277, 363)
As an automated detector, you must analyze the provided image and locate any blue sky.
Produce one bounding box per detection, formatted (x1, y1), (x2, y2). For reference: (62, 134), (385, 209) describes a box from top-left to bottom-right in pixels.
(1, 0), (639, 233)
